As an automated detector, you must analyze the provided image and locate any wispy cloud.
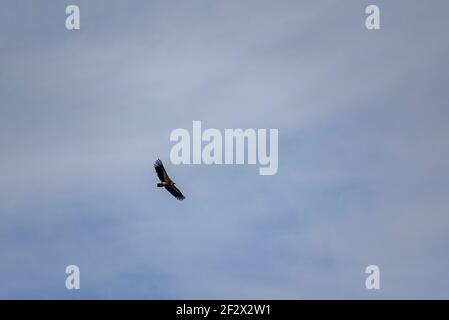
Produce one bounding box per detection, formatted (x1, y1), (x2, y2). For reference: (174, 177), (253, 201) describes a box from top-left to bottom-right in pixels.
(1, 0), (449, 299)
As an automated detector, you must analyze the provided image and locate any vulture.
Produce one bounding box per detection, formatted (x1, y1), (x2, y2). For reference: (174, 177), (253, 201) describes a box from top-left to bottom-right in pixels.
(154, 159), (185, 201)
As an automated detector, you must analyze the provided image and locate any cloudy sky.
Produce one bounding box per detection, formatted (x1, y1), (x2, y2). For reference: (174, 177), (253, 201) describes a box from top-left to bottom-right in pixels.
(1, 0), (449, 299)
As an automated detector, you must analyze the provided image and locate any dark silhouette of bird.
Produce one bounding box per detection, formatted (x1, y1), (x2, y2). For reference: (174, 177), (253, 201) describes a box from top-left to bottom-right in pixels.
(154, 159), (185, 201)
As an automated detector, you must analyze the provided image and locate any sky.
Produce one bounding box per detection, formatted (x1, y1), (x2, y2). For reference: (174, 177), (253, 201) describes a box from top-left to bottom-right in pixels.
(1, 0), (449, 299)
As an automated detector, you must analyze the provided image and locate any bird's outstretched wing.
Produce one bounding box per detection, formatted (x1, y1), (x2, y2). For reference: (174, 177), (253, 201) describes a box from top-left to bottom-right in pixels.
(154, 159), (170, 182)
(165, 184), (185, 201)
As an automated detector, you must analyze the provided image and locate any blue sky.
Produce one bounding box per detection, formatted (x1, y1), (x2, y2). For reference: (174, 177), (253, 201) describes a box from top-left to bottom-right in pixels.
(1, 0), (449, 299)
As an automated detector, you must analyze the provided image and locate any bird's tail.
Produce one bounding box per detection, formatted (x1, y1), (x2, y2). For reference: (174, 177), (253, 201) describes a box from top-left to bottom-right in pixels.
(157, 183), (163, 187)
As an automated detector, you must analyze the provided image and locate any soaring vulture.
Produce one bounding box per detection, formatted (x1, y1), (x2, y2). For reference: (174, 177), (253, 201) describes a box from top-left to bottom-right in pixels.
(154, 159), (185, 201)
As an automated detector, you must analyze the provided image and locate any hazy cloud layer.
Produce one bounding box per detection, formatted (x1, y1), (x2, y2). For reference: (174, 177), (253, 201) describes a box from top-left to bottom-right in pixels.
(1, 0), (449, 298)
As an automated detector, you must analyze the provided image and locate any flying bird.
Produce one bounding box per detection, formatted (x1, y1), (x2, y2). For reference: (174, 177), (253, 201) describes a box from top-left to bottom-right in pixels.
(154, 159), (185, 201)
